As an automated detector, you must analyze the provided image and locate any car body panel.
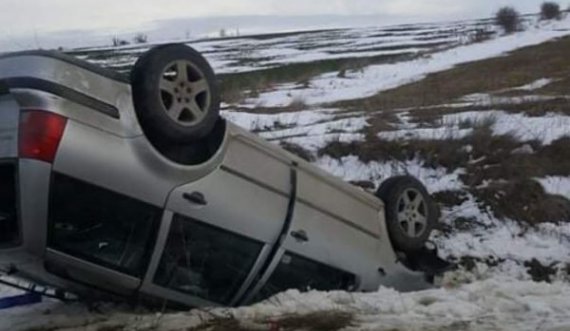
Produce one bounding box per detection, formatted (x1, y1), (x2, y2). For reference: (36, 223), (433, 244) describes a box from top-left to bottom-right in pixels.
(0, 93), (19, 158)
(0, 50), (437, 308)
(165, 168), (289, 243)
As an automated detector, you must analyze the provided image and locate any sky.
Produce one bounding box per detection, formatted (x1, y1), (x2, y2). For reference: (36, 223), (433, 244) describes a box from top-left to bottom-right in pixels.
(1, 0), (555, 33)
(0, 0), (560, 50)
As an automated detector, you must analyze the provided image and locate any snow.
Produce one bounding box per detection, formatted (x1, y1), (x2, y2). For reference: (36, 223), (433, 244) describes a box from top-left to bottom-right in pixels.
(490, 112), (570, 144)
(539, 176), (570, 198)
(439, 216), (570, 265)
(461, 92), (564, 106)
(260, 117), (368, 141)
(222, 108), (370, 151)
(284, 133), (366, 151)
(378, 125), (473, 141)
(0, 282), (23, 299)
(513, 78), (555, 91)
(315, 156), (465, 194)
(2, 13), (570, 331)
(378, 110), (570, 145)
(76, 18), (487, 75)
(3, 277), (570, 331)
(247, 18), (570, 107)
(221, 109), (336, 132)
(311, 155), (570, 270)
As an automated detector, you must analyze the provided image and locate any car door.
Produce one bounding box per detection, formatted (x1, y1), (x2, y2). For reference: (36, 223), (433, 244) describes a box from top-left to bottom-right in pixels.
(246, 164), (390, 303)
(140, 132), (293, 307)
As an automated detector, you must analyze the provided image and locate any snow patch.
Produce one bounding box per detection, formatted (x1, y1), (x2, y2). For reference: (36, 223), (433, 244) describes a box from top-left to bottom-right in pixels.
(260, 116), (368, 141)
(513, 78), (554, 91)
(4, 278), (570, 331)
(315, 156), (464, 193)
(378, 110), (570, 144)
(538, 176), (570, 198)
(221, 109), (335, 132)
(438, 218), (570, 265)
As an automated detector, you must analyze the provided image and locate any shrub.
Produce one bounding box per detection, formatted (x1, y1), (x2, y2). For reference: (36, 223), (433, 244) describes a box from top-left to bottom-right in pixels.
(541, 2), (561, 20)
(495, 7), (521, 33)
(133, 33), (148, 44)
(112, 37), (129, 47)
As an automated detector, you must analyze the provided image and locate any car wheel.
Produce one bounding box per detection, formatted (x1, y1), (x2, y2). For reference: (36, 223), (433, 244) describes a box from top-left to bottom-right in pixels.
(375, 176), (437, 252)
(131, 44), (220, 143)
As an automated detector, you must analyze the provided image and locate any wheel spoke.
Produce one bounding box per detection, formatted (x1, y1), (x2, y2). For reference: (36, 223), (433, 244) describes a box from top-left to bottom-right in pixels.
(398, 211), (408, 223)
(188, 99), (203, 118)
(416, 213), (428, 226)
(160, 78), (176, 92)
(407, 221), (417, 237)
(176, 61), (189, 82)
(190, 79), (208, 95)
(410, 194), (420, 208)
(170, 103), (186, 120)
(413, 198), (425, 213)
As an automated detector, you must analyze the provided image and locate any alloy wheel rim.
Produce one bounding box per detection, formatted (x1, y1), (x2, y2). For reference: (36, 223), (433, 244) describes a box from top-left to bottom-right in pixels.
(158, 60), (211, 127)
(396, 188), (428, 238)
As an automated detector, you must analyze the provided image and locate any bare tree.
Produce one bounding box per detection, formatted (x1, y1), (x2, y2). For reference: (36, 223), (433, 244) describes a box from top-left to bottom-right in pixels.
(541, 2), (562, 20)
(495, 7), (521, 33)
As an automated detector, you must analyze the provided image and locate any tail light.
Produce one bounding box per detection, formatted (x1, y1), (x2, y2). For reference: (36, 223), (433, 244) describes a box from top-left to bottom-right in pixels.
(19, 110), (67, 163)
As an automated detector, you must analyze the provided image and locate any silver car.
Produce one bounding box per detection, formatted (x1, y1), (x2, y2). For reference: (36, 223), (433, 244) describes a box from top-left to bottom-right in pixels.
(0, 44), (449, 308)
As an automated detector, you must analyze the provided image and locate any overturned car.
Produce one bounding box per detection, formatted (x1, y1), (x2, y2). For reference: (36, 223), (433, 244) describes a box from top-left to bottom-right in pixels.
(0, 44), (450, 308)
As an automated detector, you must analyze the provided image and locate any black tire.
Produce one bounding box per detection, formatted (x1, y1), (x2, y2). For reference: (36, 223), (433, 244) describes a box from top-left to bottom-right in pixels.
(131, 44), (220, 143)
(375, 176), (437, 253)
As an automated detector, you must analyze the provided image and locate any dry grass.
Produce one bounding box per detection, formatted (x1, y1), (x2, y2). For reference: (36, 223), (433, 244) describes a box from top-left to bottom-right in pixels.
(491, 97), (570, 116)
(537, 77), (570, 95)
(280, 141), (316, 162)
(432, 190), (470, 208)
(319, 128), (570, 224)
(318, 135), (469, 170)
(318, 36), (570, 225)
(334, 35), (570, 112)
(474, 179), (570, 224)
(219, 52), (418, 105)
(350, 180), (376, 191)
(278, 311), (354, 331)
(465, 137), (570, 184)
(285, 96), (309, 112)
(525, 259), (558, 282)
(188, 311), (354, 331)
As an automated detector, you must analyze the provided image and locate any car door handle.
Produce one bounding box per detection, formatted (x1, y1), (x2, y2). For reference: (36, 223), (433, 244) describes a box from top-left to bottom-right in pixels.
(183, 192), (208, 206)
(290, 230), (309, 243)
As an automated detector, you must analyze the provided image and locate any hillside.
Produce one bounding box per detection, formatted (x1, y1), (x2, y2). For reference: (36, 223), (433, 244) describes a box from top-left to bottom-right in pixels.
(2, 14), (570, 331)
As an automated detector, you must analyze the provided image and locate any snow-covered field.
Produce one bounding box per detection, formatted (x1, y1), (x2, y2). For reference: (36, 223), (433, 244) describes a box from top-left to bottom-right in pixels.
(70, 18), (498, 75)
(2, 14), (570, 331)
(241, 18), (570, 107)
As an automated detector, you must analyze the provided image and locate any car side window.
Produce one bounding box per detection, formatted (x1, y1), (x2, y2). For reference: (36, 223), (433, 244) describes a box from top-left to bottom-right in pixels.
(0, 164), (18, 247)
(48, 173), (162, 277)
(253, 252), (357, 302)
(154, 214), (263, 305)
